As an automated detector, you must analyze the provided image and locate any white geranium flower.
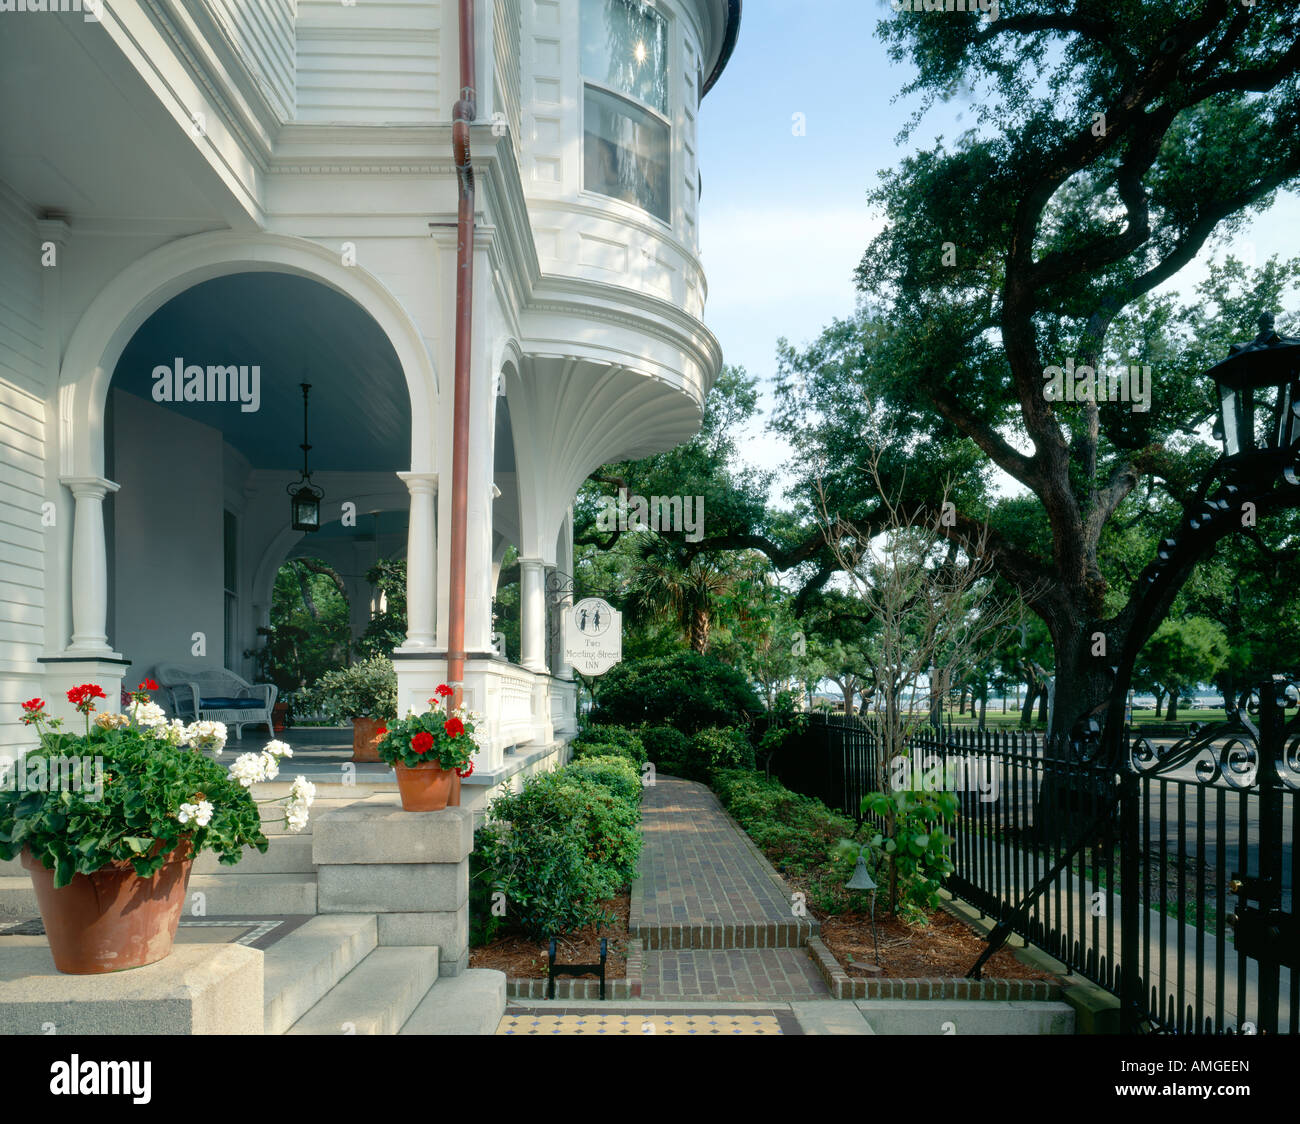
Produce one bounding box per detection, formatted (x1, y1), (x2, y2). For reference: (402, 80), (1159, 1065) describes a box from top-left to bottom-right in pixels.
(283, 776), (316, 833)
(228, 752), (268, 788)
(263, 739), (292, 758)
(153, 718), (188, 746)
(132, 701), (167, 729)
(185, 720), (228, 755)
(95, 712), (131, 730)
(259, 750), (281, 782)
(177, 800), (214, 828)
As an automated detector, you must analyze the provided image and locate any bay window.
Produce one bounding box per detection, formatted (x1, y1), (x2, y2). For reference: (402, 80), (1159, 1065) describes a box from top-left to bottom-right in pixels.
(581, 0), (671, 222)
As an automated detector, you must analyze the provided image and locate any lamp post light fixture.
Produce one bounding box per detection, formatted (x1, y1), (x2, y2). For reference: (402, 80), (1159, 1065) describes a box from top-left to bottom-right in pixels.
(1209, 312), (1300, 477)
(287, 382), (324, 532)
(845, 845), (881, 968)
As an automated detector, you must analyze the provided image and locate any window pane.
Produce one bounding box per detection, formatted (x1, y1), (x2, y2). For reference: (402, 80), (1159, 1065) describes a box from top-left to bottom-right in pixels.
(584, 85), (670, 221)
(581, 0), (668, 115)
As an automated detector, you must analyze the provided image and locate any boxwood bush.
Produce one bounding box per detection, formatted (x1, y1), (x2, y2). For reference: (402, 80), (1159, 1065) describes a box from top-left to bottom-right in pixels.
(471, 762), (643, 942)
(565, 753), (642, 807)
(570, 724), (646, 766)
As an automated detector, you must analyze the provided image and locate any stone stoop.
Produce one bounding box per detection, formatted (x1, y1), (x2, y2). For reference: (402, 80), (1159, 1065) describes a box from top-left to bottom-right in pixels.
(286, 946), (440, 1035)
(263, 914), (378, 1034)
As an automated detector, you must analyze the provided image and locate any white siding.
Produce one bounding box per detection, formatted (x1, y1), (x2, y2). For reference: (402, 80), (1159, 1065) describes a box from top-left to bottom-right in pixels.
(208, 0), (297, 120)
(295, 0), (442, 124)
(0, 189), (47, 752)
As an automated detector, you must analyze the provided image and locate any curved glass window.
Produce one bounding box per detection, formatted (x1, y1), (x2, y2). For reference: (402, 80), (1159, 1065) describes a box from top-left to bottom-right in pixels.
(581, 0), (669, 114)
(581, 0), (670, 221)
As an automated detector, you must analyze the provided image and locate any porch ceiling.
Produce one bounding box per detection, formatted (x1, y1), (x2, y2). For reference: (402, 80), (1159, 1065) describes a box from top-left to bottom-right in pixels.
(112, 272), (411, 472)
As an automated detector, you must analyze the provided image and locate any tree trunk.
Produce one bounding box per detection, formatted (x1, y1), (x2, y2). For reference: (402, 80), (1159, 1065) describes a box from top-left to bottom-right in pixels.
(1019, 687), (1038, 727)
(1166, 689), (1179, 722)
(690, 609), (710, 654)
(978, 683), (987, 728)
(1153, 686), (1166, 716)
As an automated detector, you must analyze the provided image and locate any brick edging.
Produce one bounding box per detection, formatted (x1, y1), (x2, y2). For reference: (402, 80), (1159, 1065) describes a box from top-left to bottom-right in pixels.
(505, 939), (643, 1000)
(805, 935), (1064, 1001)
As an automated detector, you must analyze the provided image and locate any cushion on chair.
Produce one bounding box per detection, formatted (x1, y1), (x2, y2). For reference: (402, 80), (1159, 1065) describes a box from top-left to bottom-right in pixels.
(199, 697), (265, 710)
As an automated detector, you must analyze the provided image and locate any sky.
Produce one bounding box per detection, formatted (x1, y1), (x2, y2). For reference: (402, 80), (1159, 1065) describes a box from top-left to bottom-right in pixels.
(695, 0), (1300, 501)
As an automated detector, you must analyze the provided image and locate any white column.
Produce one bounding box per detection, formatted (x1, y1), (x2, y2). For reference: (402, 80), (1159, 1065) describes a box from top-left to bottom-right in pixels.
(555, 509), (574, 681)
(61, 475), (120, 656)
(396, 472), (437, 650)
(519, 557), (546, 672)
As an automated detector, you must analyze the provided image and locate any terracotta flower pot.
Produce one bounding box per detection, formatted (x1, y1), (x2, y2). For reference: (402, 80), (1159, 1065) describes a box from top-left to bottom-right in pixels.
(273, 702), (289, 733)
(352, 715), (385, 762)
(394, 760), (454, 812)
(22, 840), (194, 974)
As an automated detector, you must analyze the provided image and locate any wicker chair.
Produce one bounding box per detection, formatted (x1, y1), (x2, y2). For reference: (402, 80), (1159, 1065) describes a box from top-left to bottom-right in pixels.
(154, 663), (278, 742)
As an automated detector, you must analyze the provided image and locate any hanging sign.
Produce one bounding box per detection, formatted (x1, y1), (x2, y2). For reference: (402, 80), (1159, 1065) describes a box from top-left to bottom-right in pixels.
(563, 597), (622, 676)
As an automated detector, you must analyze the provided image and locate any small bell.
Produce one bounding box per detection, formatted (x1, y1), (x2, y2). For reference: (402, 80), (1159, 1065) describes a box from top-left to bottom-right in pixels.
(846, 851), (877, 891)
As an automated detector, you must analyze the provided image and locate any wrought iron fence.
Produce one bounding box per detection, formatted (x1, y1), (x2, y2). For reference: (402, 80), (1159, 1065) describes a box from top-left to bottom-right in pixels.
(763, 684), (1298, 1034)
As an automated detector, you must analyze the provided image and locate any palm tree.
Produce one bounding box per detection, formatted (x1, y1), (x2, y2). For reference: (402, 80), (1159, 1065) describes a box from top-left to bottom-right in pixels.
(626, 536), (743, 653)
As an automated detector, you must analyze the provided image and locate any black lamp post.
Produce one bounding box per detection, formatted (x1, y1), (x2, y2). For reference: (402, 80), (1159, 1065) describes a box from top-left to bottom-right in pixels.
(287, 383), (324, 532)
(845, 844), (881, 968)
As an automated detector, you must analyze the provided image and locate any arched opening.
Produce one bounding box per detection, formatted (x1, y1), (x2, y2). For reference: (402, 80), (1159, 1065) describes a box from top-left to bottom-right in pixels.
(102, 270), (413, 704)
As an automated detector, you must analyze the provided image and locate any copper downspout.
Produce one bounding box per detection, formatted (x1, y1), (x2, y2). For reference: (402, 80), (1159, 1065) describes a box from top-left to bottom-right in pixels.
(448, 0), (476, 709)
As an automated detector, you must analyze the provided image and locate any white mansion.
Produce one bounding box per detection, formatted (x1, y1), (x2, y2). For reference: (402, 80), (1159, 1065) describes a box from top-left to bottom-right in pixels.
(0, 0), (739, 786)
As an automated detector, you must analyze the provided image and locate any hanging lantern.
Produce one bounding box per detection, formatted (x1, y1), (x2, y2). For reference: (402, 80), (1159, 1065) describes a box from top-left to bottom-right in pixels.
(287, 382), (324, 532)
(1207, 312), (1300, 463)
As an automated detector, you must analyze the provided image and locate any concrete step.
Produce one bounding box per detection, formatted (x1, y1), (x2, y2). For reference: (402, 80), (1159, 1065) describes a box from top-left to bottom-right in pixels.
(194, 835), (315, 875)
(399, 969), (507, 1035)
(286, 946), (439, 1035)
(187, 872), (317, 915)
(264, 914), (377, 1035)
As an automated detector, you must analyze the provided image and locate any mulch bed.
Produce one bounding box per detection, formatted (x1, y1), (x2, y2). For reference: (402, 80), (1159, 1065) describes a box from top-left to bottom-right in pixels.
(817, 906), (1057, 980)
(468, 891), (631, 980)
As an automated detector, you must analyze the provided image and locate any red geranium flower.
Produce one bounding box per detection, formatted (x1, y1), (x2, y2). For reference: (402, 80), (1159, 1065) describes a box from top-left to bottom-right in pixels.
(139, 678), (159, 692)
(19, 698), (45, 726)
(376, 725), (388, 737)
(443, 717), (465, 738)
(21, 698), (44, 712)
(67, 683), (107, 712)
(435, 684), (454, 699)
(410, 731), (434, 755)
(456, 760), (475, 779)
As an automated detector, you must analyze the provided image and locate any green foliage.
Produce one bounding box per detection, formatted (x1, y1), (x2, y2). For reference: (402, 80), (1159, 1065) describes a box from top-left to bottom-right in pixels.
(472, 766), (642, 941)
(1, 720), (265, 889)
(639, 725), (690, 768)
(564, 754), (643, 808)
(712, 769), (872, 915)
(860, 787), (959, 923)
(249, 559), (351, 691)
(352, 559), (407, 661)
(571, 724), (647, 766)
(590, 651), (761, 733)
(296, 655), (397, 722)
(691, 726), (755, 775)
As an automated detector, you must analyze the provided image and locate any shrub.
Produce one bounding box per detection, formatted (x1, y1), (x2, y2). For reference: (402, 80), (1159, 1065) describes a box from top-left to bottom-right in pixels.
(471, 766), (643, 941)
(693, 726), (755, 773)
(571, 724), (646, 766)
(565, 754), (642, 807)
(471, 820), (602, 942)
(297, 655), (396, 722)
(589, 651), (761, 733)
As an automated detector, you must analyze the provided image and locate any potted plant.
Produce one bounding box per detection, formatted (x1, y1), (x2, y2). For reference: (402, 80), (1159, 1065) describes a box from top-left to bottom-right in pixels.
(0, 682), (316, 974)
(376, 684), (482, 811)
(299, 656), (397, 762)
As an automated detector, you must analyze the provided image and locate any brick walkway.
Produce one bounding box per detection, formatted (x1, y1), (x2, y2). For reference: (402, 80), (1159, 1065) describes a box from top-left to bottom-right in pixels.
(631, 777), (829, 1000)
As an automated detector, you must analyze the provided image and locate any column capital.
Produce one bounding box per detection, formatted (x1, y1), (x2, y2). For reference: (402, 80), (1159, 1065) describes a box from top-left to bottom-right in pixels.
(397, 471), (439, 496)
(60, 475), (119, 500)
